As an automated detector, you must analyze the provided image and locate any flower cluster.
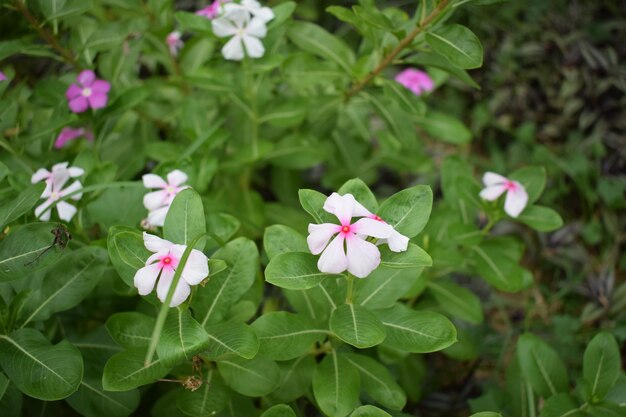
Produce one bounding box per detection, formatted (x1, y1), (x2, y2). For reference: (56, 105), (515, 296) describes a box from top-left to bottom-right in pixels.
(142, 170), (190, 228)
(307, 193), (409, 278)
(479, 172), (528, 218)
(31, 162), (84, 222)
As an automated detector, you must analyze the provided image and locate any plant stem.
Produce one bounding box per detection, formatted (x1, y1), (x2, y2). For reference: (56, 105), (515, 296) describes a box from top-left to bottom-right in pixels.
(344, 0), (449, 100)
(345, 274), (355, 304)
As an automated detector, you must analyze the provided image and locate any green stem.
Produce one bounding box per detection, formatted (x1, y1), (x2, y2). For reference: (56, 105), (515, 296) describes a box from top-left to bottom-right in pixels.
(345, 274), (355, 304)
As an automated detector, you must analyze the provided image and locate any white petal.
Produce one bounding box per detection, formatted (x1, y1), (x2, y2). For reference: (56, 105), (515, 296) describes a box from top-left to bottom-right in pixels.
(146, 249), (168, 265)
(51, 170), (70, 191)
(253, 6), (274, 22)
(307, 223), (340, 255)
(156, 269), (191, 307)
(143, 190), (168, 211)
(133, 262), (161, 295)
(181, 248), (209, 286)
(167, 170), (188, 187)
(245, 17), (267, 38)
(504, 185), (528, 218)
(352, 217), (393, 239)
(147, 206), (170, 227)
(35, 200), (52, 220)
(323, 193), (354, 225)
(386, 230), (409, 252)
(67, 167), (84, 177)
(479, 184), (507, 201)
(317, 234), (348, 274)
(242, 35), (265, 58)
(31, 168), (50, 184)
(56, 201), (77, 221)
(212, 15), (239, 38)
(346, 235), (381, 278)
(60, 180), (83, 200)
(143, 232), (173, 253)
(482, 172), (508, 187)
(222, 36), (245, 60)
(143, 174), (167, 189)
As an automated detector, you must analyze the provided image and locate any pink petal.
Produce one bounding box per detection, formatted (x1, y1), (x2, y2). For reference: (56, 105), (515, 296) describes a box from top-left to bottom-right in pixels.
(91, 79), (110, 93)
(143, 174), (167, 189)
(156, 268), (191, 307)
(352, 217), (393, 239)
(482, 172), (508, 187)
(479, 184), (507, 201)
(317, 234), (348, 274)
(133, 262), (161, 295)
(180, 248), (209, 286)
(166, 170), (188, 187)
(143, 190), (168, 211)
(65, 84), (82, 100)
(88, 92), (108, 109)
(54, 128), (83, 149)
(77, 70), (95, 86)
(345, 235), (381, 278)
(504, 187), (528, 218)
(143, 232), (173, 253)
(56, 201), (77, 221)
(307, 223), (341, 255)
(69, 96), (89, 113)
(323, 192), (355, 226)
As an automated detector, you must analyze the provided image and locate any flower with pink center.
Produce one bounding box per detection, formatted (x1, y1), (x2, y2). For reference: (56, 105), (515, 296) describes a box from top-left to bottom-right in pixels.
(65, 70), (111, 113)
(54, 127), (94, 149)
(212, 9), (268, 60)
(142, 170), (190, 227)
(196, 0), (231, 19)
(479, 172), (529, 218)
(166, 31), (184, 56)
(31, 162), (84, 221)
(395, 68), (434, 96)
(307, 193), (396, 278)
(134, 233), (209, 307)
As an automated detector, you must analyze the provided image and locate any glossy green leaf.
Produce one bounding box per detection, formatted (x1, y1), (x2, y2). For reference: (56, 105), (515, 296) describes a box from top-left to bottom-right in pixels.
(427, 280), (484, 324)
(378, 185), (433, 238)
(288, 22), (355, 73)
(343, 353), (406, 410)
(337, 178), (378, 212)
(261, 404), (297, 417)
(517, 206), (563, 232)
(0, 183), (44, 230)
(265, 252), (343, 290)
(252, 312), (327, 360)
(517, 333), (569, 398)
(350, 405), (393, 417)
(355, 266), (423, 310)
(156, 306), (210, 367)
(105, 312), (154, 349)
(426, 24), (483, 69)
(583, 332), (621, 400)
(217, 356), (280, 397)
(203, 321), (259, 361)
(107, 226), (150, 288)
(272, 355), (316, 403)
(380, 244), (432, 269)
(263, 225), (308, 260)
(330, 303), (386, 348)
(67, 374), (140, 417)
(102, 347), (169, 391)
(164, 189), (206, 249)
(313, 351), (360, 417)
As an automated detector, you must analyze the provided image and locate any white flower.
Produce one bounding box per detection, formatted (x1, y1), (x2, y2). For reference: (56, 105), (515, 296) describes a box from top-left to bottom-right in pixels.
(212, 9), (267, 60)
(223, 0), (274, 23)
(142, 170), (190, 227)
(134, 233), (209, 307)
(166, 31), (184, 56)
(479, 172), (529, 218)
(307, 193), (396, 278)
(31, 162), (84, 221)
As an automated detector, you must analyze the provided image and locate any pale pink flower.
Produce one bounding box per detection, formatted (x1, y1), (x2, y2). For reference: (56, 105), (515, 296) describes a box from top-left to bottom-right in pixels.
(196, 0), (231, 19)
(66, 70), (111, 113)
(307, 193), (396, 278)
(31, 162), (84, 221)
(212, 9), (267, 60)
(54, 127), (94, 149)
(0, 71), (6, 81)
(479, 172), (529, 218)
(134, 233), (209, 307)
(166, 31), (184, 56)
(142, 170), (190, 227)
(223, 0), (274, 23)
(395, 68), (434, 96)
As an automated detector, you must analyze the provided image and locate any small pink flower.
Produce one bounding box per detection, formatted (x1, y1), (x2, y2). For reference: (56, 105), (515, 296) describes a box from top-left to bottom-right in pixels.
(54, 127), (94, 149)
(395, 68), (434, 96)
(166, 31), (184, 56)
(142, 170), (190, 227)
(196, 0), (231, 19)
(479, 172), (529, 218)
(65, 70), (111, 113)
(31, 162), (84, 222)
(0, 71), (6, 81)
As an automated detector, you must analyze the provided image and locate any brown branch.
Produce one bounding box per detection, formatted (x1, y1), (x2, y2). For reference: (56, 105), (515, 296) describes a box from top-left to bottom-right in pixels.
(345, 0), (449, 100)
(12, 0), (78, 68)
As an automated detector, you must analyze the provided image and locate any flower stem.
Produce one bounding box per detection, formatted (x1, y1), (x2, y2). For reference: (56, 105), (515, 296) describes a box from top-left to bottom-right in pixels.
(344, 0), (449, 101)
(345, 274), (355, 304)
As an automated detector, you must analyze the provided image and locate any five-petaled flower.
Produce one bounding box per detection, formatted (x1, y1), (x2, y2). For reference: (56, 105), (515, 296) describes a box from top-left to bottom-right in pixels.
(212, 9), (269, 60)
(479, 172), (529, 218)
(307, 193), (400, 278)
(54, 127), (94, 149)
(134, 233), (209, 307)
(142, 170), (190, 227)
(395, 68), (434, 96)
(31, 162), (84, 221)
(66, 70), (111, 113)
(166, 31), (184, 56)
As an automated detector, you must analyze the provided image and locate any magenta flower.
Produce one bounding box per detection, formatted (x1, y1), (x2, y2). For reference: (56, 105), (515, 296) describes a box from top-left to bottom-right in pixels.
(0, 71), (6, 81)
(66, 70), (111, 113)
(54, 127), (94, 149)
(395, 68), (434, 96)
(196, 0), (231, 19)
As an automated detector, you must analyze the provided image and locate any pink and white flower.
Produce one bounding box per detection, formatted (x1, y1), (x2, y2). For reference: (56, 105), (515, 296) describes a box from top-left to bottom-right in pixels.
(66, 70), (111, 113)
(395, 68), (434, 96)
(479, 172), (529, 218)
(0, 71), (6, 81)
(212, 9), (267, 60)
(307, 193), (396, 278)
(31, 162), (84, 221)
(196, 0), (231, 19)
(142, 170), (190, 227)
(54, 127), (94, 149)
(223, 0), (274, 23)
(134, 233), (209, 307)
(166, 31), (184, 56)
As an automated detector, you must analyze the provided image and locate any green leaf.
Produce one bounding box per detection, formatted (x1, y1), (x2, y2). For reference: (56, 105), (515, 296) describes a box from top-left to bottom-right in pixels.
(313, 351), (360, 417)
(540, 394), (585, 417)
(20, 246), (108, 325)
(287, 21), (355, 74)
(0, 222), (66, 282)
(587, 403), (626, 417)
(0, 161), (8, 181)
(426, 24), (483, 69)
(378, 185), (433, 238)
(217, 356), (280, 397)
(350, 405), (393, 417)
(107, 226), (151, 288)
(406, 52), (480, 89)
(298, 189), (335, 224)
(156, 306), (210, 367)
(67, 375), (140, 417)
(352, 6), (394, 31)
(470, 413), (503, 417)
(0, 372), (21, 417)
(517, 333), (569, 398)
(174, 11), (213, 34)
(510, 166), (546, 205)
(102, 347), (169, 391)
(0, 183), (45, 230)
(252, 312), (327, 360)
(376, 304), (457, 353)
(265, 252), (343, 290)
(415, 111), (472, 144)
(42, 0), (92, 21)
(427, 280), (484, 324)
(380, 244), (432, 269)
(471, 243), (525, 292)
(355, 266), (423, 310)
(106, 312), (154, 349)
(263, 225), (308, 261)
(272, 356), (316, 403)
(176, 371), (230, 417)
(164, 189), (206, 249)
(193, 237), (259, 326)
(337, 178), (378, 213)
(0, 328), (83, 400)
(261, 404), (297, 417)
(517, 206), (563, 232)
(343, 353), (406, 410)
(329, 303), (386, 348)
(203, 321), (259, 360)
(260, 99), (308, 127)
(583, 332), (621, 401)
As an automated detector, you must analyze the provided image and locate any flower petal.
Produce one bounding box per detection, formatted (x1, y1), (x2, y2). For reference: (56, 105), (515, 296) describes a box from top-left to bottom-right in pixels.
(56, 201), (77, 221)
(143, 232), (173, 253)
(69, 96), (89, 113)
(67, 166), (84, 177)
(60, 180), (83, 201)
(156, 269), (191, 307)
(504, 186), (528, 218)
(307, 223), (341, 255)
(143, 173), (167, 189)
(242, 34), (265, 58)
(65, 84), (82, 100)
(181, 249), (209, 286)
(133, 262), (161, 295)
(31, 168), (51, 184)
(212, 15), (239, 37)
(479, 184), (506, 201)
(77, 70), (96, 86)
(352, 217), (393, 239)
(35, 200), (53, 220)
(143, 190), (168, 211)
(147, 206), (169, 227)
(323, 192), (354, 225)
(482, 172), (508, 187)
(91, 80), (110, 93)
(317, 234), (348, 274)
(221, 36), (245, 60)
(88, 93), (108, 109)
(346, 235), (381, 278)
(167, 170), (188, 187)
(245, 17), (267, 38)
(385, 230), (409, 252)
